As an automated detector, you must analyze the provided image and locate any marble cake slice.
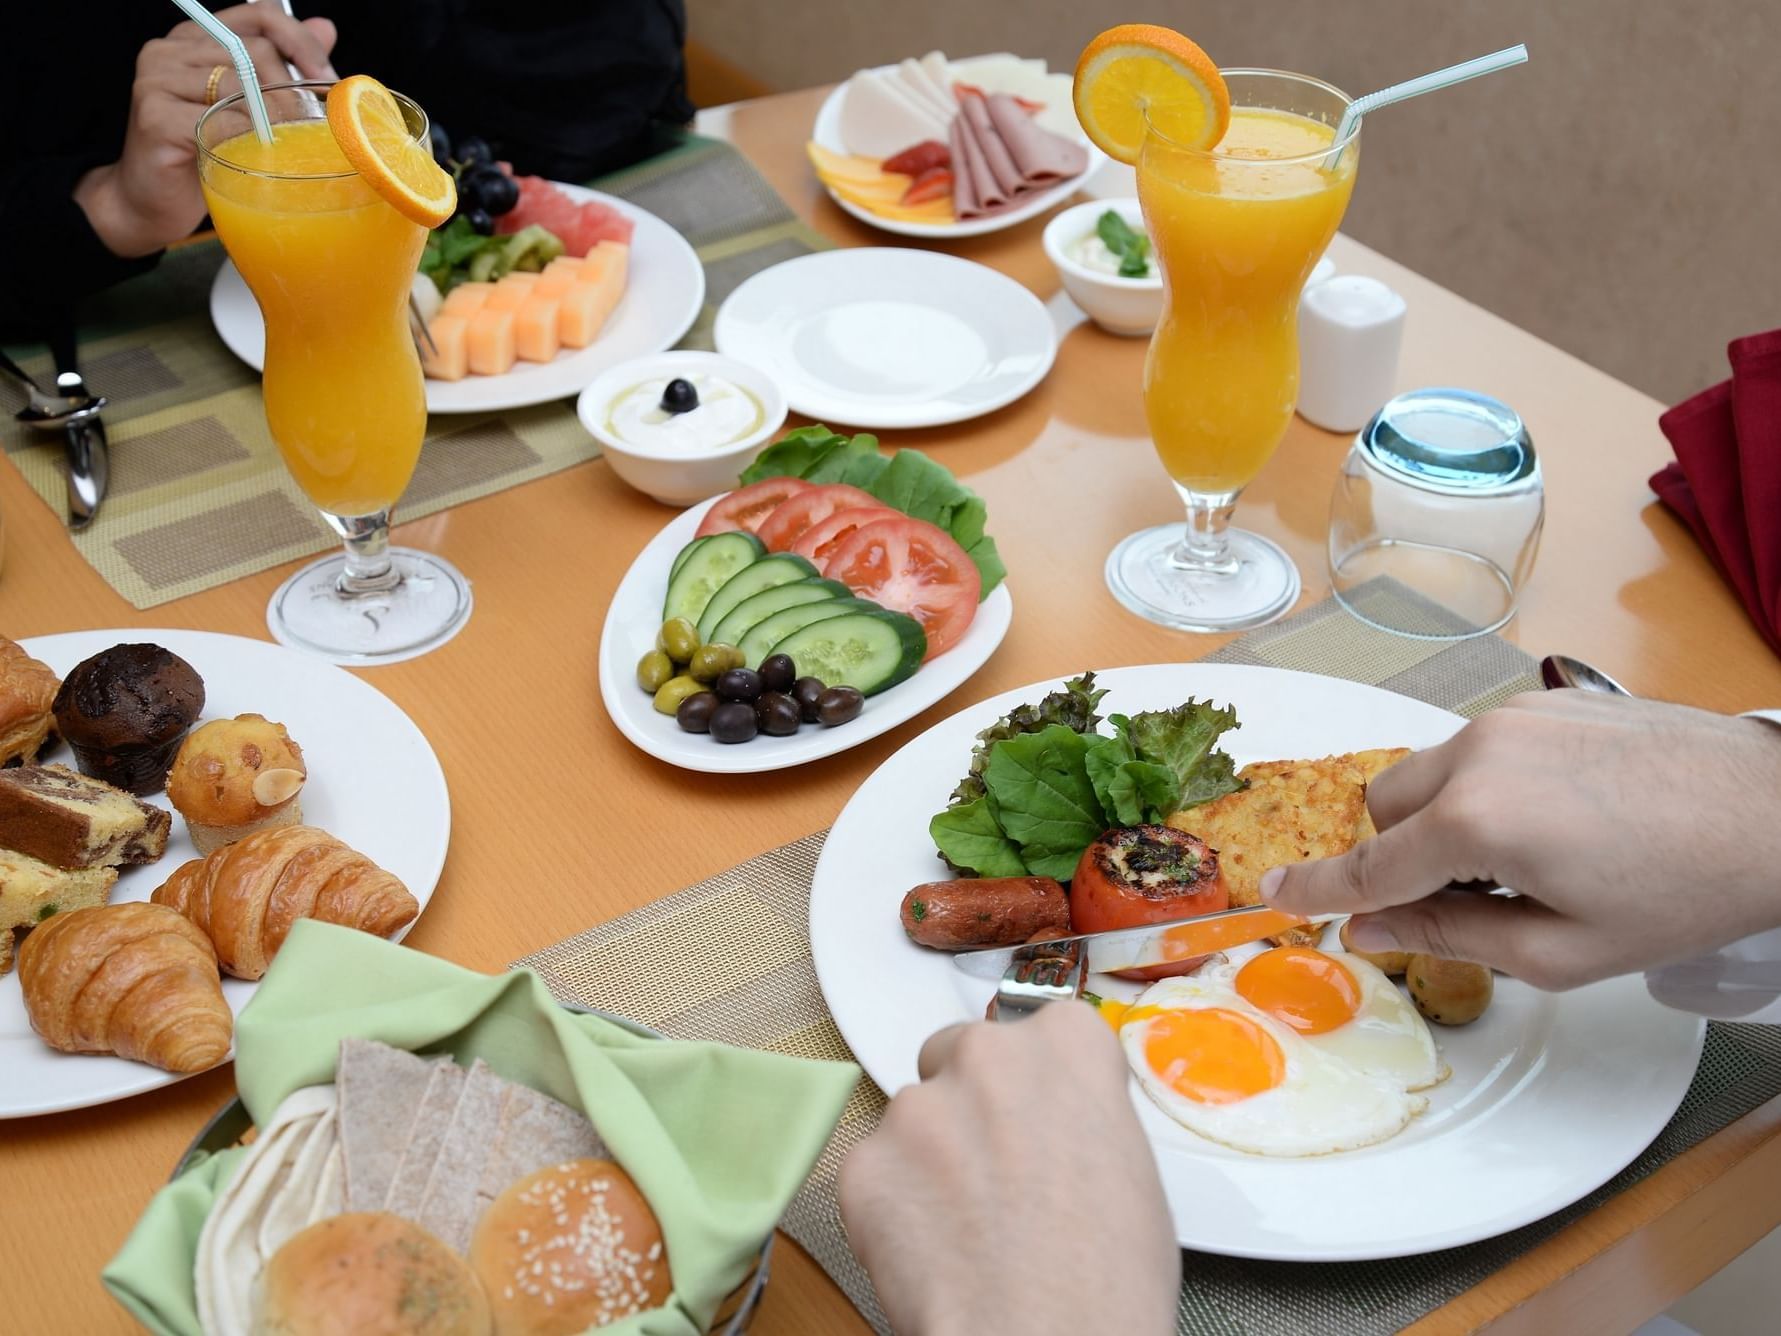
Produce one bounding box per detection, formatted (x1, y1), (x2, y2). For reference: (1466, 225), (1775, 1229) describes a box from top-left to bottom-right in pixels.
(0, 764), (170, 870)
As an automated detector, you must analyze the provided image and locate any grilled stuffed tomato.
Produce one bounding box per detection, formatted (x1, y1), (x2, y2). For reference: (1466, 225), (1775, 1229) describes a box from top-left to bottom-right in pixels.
(1070, 824), (1228, 981)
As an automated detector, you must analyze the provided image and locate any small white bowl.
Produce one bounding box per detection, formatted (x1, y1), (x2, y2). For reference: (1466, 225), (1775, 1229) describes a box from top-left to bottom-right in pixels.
(577, 351), (788, 507)
(1042, 198), (1164, 337)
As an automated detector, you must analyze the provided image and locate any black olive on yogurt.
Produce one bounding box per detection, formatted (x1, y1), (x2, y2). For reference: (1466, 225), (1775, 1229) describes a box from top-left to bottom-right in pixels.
(659, 378), (700, 415)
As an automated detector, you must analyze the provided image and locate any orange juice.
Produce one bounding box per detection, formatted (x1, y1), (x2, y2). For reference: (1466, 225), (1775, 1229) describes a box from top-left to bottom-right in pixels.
(1139, 107), (1356, 493)
(201, 121), (427, 516)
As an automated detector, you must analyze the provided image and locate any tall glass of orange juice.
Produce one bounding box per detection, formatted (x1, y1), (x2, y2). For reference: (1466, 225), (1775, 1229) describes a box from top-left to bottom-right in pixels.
(198, 82), (470, 663)
(1108, 70), (1358, 631)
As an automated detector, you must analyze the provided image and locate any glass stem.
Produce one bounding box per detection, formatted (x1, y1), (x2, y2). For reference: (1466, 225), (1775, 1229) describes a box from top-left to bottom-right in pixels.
(326, 511), (402, 595)
(1173, 486), (1242, 574)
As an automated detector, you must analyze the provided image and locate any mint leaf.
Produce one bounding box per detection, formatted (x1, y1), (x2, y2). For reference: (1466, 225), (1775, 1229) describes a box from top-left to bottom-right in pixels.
(1125, 700), (1243, 810)
(930, 796), (1028, 878)
(983, 726), (1107, 880)
(1096, 209), (1151, 278)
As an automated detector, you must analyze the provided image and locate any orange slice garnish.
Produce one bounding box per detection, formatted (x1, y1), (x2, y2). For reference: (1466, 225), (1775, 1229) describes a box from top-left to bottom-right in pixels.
(326, 75), (455, 227)
(1073, 24), (1230, 164)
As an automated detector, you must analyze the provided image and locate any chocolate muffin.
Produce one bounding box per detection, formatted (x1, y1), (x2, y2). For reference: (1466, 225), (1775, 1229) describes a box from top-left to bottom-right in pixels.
(51, 644), (205, 795)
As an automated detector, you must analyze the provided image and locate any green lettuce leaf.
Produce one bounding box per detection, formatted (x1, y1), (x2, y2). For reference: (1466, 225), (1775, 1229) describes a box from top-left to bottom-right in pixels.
(929, 796), (1029, 878)
(982, 726), (1108, 880)
(1083, 718), (1181, 825)
(951, 672), (1107, 805)
(1125, 700), (1243, 810)
(738, 425), (855, 485)
(863, 450), (1001, 600)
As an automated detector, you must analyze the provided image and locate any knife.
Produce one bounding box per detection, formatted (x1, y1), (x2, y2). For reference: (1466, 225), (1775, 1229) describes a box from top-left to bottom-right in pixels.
(952, 904), (1338, 981)
(48, 325), (109, 531)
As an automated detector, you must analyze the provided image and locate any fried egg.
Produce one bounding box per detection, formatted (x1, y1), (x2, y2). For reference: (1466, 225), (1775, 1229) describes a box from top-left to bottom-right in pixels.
(1119, 974), (1426, 1157)
(1229, 946), (1447, 1091)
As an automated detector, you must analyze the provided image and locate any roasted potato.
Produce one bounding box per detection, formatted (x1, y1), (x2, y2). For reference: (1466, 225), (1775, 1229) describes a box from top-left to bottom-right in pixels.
(1338, 917), (1414, 976)
(1406, 954), (1493, 1025)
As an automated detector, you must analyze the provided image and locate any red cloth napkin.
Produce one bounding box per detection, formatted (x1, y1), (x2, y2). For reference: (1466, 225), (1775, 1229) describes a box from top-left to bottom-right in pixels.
(1651, 329), (1781, 656)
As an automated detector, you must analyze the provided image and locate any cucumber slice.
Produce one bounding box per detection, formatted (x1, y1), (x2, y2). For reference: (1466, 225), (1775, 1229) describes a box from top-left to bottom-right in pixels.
(668, 535), (714, 586)
(696, 553), (820, 642)
(770, 609), (927, 696)
(738, 597), (871, 668)
(709, 578), (851, 649)
(662, 531), (765, 626)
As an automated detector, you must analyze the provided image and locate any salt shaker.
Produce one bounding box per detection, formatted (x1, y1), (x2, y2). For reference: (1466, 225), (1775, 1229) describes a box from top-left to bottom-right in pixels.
(1297, 275), (1406, 434)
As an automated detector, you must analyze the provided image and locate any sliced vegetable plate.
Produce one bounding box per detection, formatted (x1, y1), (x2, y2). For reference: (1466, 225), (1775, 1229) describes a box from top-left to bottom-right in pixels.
(209, 183), (703, 414)
(600, 496), (1013, 774)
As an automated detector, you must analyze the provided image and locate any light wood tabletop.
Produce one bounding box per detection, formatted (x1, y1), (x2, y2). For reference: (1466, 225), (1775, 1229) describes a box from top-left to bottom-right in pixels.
(3, 84), (1779, 1336)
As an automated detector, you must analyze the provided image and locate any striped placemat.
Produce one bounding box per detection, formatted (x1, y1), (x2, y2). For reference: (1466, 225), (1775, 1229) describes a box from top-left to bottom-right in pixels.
(0, 135), (827, 609)
(515, 587), (1781, 1335)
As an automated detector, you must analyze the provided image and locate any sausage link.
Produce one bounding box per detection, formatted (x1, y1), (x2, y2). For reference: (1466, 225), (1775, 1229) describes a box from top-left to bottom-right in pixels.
(901, 877), (1070, 950)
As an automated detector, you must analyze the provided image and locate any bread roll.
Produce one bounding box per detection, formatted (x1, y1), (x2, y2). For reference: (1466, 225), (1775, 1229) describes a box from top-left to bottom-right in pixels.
(470, 1159), (671, 1334)
(257, 1211), (491, 1335)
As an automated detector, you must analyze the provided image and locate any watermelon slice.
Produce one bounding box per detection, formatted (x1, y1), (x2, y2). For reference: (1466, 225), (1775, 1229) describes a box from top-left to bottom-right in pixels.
(497, 176), (635, 256)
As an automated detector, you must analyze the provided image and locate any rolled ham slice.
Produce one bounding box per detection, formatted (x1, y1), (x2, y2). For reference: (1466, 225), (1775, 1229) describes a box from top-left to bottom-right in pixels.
(961, 92), (1025, 198)
(986, 92), (1089, 183)
(950, 119), (981, 218)
(951, 108), (1010, 216)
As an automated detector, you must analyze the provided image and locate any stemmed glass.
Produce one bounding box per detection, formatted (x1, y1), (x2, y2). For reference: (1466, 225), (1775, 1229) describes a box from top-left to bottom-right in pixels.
(1106, 70), (1358, 632)
(197, 81), (471, 664)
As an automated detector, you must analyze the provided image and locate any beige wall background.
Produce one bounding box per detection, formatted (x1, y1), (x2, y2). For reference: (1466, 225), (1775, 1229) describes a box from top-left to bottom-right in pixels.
(689, 0), (1781, 405)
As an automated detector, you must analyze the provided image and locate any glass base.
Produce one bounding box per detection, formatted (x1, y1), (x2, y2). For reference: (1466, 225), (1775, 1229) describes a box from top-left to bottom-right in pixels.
(1106, 523), (1301, 632)
(267, 547), (473, 666)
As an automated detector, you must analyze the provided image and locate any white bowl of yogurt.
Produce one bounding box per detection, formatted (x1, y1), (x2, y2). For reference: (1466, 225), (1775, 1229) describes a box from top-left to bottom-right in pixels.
(1042, 198), (1163, 338)
(578, 351), (789, 506)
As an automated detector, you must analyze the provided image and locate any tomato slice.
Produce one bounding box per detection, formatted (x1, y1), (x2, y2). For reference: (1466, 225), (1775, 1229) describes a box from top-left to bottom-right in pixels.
(694, 478), (812, 538)
(788, 506), (898, 565)
(822, 516), (981, 659)
(755, 484), (882, 552)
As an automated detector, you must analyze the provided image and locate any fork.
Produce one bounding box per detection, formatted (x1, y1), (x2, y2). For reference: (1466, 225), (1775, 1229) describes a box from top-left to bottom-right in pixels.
(990, 941), (1085, 1022)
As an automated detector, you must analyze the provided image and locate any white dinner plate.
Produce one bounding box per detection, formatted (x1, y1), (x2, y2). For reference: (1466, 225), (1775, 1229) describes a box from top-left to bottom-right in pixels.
(209, 184), (704, 415)
(809, 664), (1705, 1260)
(713, 250), (1056, 429)
(599, 495), (1012, 774)
(2, 630), (450, 1119)
(811, 71), (1105, 238)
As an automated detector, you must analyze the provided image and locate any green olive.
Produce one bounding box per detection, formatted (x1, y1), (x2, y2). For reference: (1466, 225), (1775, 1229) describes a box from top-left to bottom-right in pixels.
(717, 643), (746, 671)
(688, 644), (738, 683)
(657, 618), (701, 665)
(652, 674), (706, 715)
(636, 649), (675, 694)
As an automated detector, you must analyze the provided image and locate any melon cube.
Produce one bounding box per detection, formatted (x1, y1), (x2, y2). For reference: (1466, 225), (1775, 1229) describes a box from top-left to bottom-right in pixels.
(558, 267), (623, 348)
(484, 281), (533, 313)
(532, 272), (577, 300)
(544, 257), (584, 279)
(441, 282), (493, 317)
(592, 240), (629, 286)
(514, 297), (561, 363)
(466, 308), (517, 375)
(420, 314), (469, 382)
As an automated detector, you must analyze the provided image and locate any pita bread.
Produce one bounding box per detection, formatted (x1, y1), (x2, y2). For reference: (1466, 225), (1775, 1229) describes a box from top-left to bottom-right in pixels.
(474, 1083), (606, 1218)
(414, 1059), (504, 1253)
(336, 1038), (439, 1212)
(381, 1061), (466, 1220)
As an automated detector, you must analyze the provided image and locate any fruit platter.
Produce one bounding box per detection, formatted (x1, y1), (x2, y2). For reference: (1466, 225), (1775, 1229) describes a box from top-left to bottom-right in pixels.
(808, 51), (1105, 238)
(599, 428), (1014, 773)
(209, 126), (704, 414)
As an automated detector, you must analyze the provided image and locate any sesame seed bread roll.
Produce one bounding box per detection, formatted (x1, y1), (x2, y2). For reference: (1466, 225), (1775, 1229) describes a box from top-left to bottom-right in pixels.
(257, 1212), (492, 1335)
(469, 1158), (671, 1333)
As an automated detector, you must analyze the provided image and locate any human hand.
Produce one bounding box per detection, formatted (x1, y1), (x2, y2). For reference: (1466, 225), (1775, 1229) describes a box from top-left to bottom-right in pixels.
(74, 4), (338, 258)
(1263, 691), (1781, 990)
(838, 1001), (1178, 1336)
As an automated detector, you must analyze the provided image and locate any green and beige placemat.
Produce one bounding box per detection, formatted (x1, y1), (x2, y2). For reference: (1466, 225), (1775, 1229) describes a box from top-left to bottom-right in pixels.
(516, 588), (1781, 1336)
(0, 135), (828, 609)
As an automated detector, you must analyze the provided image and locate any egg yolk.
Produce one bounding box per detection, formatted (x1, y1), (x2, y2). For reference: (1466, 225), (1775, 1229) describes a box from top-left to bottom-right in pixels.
(1142, 1006), (1286, 1104)
(1234, 946), (1361, 1035)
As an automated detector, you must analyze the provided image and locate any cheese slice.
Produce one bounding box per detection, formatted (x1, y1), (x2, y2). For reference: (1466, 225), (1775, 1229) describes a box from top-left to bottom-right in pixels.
(838, 68), (948, 157)
(897, 57), (956, 121)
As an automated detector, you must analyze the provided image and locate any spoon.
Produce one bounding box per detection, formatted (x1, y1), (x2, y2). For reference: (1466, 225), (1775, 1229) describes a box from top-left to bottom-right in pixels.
(1539, 655), (1632, 697)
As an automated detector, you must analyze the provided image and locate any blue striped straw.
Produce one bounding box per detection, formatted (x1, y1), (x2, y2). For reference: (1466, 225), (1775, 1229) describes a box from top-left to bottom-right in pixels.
(1331, 44), (1528, 168)
(170, 0), (273, 142)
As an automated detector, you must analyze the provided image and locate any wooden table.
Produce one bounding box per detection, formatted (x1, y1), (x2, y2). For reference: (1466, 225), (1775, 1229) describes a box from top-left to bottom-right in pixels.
(4, 85), (1779, 1336)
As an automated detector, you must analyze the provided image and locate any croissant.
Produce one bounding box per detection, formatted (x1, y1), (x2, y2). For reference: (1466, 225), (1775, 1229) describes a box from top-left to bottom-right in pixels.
(18, 902), (232, 1073)
(151, 825), (418, 979)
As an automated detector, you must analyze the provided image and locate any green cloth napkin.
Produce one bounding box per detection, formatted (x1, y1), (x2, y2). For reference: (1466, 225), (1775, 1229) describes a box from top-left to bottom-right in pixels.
(103, 921), (860, 1335)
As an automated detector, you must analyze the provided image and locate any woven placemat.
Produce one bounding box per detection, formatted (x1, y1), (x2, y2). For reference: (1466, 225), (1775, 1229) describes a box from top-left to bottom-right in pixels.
(516, 588), (1781, 1334)
(0, 135), (828, 609)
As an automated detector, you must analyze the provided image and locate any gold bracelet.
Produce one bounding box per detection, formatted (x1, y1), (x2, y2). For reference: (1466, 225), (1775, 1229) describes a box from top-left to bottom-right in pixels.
(204, 64), (229, 106)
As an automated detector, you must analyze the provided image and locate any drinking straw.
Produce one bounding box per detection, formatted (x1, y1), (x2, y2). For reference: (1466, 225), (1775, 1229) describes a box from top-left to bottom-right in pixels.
(1330, 44), (1528, 168)
(169, 0), (273, 143)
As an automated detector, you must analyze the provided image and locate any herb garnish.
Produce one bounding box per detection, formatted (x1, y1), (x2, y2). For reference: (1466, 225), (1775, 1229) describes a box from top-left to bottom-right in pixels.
(1096, 210), (1152, 278)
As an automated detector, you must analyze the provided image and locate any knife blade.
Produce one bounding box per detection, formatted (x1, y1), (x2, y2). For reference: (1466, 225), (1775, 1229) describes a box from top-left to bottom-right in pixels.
(952, 904), (1337, 981)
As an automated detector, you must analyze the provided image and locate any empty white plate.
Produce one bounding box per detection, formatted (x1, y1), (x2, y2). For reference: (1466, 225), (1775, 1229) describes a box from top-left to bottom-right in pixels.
(712, 249), (1056, 429)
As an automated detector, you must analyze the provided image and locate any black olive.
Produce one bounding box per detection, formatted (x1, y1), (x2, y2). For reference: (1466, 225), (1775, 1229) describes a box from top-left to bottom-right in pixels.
(759, 654), (796, 694)
(709, 701), (758, 744)
(659, 377), (700, 415)
(456, 136), (493, 168)
(464, 207), (494, 236)
(714, 667), (764, 702)
(791, 676), (827, 723)
(815, 686), (864, 727)
(755, 692), (801, 736)
(676, 691), (719, 734)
